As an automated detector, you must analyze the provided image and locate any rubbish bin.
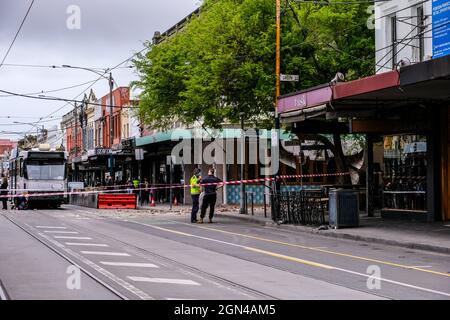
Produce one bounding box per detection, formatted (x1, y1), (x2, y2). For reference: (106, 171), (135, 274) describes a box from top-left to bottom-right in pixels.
(329, 189), (360, 229)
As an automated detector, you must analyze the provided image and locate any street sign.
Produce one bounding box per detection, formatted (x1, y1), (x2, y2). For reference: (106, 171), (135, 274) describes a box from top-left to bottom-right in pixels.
(433, 0), (450, 58)
(280, 74), (299, 82)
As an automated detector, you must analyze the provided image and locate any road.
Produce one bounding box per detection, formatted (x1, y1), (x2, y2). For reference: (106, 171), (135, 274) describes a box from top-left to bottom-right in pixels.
(0, 205), (449, 300)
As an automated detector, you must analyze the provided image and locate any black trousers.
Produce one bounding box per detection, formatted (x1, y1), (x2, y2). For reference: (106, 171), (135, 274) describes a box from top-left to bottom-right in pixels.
(1, 198), (7, 210)
(201, 193), (217, 220)
(191, 194), (200, 222)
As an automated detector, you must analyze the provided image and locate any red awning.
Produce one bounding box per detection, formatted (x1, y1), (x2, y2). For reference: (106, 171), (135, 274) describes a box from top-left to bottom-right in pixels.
(332, 71), (399, 100)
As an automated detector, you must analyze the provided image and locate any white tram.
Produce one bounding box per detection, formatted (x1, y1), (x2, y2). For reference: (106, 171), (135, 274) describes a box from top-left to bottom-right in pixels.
(8, 144), (68, 209)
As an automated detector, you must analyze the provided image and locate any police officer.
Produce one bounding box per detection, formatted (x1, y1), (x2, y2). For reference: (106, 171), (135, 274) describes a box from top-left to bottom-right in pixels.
(199, 168), (222, 224)
(190, 168), (202, 223)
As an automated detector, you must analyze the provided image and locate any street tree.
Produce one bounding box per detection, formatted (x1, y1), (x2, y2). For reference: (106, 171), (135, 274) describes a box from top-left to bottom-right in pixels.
(133, 0), (375, 182)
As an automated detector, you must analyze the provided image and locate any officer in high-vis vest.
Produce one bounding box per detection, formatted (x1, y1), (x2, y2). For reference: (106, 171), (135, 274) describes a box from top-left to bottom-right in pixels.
(190, 168), (202, 223)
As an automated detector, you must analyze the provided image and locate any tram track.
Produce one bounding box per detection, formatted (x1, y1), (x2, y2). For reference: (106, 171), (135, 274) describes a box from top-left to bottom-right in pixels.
(35, 211), (280, 300)
(2, 214), (129, 300)
(7, 210), (277, 300)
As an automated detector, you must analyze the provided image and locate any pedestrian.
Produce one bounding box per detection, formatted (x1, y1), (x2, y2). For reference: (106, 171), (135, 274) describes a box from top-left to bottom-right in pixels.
(141, 178), (150, 206)
(133, 177), (140, 203)
(126, 179), (133, 194)
(189, 168), (202, 223)
(106, 176), (114, 191)
(1, 177), (8, 210)
(199, 168), (222, 224)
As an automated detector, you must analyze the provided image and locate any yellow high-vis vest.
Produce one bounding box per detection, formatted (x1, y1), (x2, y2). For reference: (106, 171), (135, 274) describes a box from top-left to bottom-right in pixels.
(190, 175), (201, 195)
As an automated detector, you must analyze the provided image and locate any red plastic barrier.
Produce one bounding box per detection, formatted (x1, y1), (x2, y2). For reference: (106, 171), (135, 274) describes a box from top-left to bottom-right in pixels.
(98, 194), (137, 209)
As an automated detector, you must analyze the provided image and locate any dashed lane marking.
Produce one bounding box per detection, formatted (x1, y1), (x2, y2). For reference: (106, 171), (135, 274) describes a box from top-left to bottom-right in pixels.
(54, 236), (92, 240)
(35, 226), (67, 229)
(100, 262), (159, 268)
(44, 231), (79, 234)
(81, 251), (131, 257)
(128, 276), (200, 286)
(66, 243), (109, 247)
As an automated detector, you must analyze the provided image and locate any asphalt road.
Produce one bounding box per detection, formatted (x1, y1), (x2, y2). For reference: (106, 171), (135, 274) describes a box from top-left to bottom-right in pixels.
(1, 205), (449, 300)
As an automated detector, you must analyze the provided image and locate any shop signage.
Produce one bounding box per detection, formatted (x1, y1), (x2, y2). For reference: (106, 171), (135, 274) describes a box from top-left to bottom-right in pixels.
(121, 138), (135, 151)
(433, 0), (450, 58)
(277, 86), (332, 114)
(95, 148), (112, 156)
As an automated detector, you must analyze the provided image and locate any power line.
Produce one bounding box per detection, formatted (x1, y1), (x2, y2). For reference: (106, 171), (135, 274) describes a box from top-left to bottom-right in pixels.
(1, 63), (133, 70)
(0, 89), (137, 109)
(0, 0), (35, 69)
(0, 78), (101, 98)
(293, 0), (389, 4)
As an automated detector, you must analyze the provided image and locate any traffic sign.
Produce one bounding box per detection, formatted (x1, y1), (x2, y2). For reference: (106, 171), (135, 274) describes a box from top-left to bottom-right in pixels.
(280, 74), (299, 82)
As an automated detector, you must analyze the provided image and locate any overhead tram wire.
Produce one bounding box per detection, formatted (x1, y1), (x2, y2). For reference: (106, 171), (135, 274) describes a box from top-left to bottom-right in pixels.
(0, 78), (101, 98)
(0, 89), (136, 109)
(293, 0), (390, 4)
(0, 0), (36, 69)
(9, 40), (149, 138)
(22, 45), (150, 130)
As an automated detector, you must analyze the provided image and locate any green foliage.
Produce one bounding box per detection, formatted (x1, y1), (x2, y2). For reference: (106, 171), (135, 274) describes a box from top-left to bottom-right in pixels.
(133, 0), (374, 130)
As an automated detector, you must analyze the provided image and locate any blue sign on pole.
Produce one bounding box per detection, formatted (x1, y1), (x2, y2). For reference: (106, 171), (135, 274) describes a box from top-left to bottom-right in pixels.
(433, 0), (450, 58)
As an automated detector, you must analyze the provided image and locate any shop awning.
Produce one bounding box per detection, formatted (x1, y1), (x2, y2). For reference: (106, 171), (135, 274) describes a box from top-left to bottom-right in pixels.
(136, 129), (295, 147)
(279, 55), (450, 125)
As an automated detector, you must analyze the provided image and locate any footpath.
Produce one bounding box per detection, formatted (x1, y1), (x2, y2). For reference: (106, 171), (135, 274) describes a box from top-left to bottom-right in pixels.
(137, 203), (450, 255)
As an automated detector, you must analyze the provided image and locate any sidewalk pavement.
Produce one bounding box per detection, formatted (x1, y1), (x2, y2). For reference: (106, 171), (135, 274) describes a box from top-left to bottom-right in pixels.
(137, 203), (450, 255)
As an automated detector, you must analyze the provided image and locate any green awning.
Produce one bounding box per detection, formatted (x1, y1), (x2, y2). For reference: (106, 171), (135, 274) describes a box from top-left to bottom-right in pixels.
(136, 128), (295, 147)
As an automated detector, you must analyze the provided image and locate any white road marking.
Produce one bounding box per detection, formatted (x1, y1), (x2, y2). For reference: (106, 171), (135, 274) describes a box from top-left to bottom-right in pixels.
(81, 251), (131, 257)
(406, 266), (433, 269)
(100, 262), (159, 268)
(332, 267), (450, 297)
(33, 230), (153, 300)
(44, 231), (79, 234)
(128, 277), (200, 286)
(35, 226), (67, 229)
(131, 221), (450, 298)
(0, 282), (8, 300)
(65, 243), (109, 247)
(54, 236), (92, 240)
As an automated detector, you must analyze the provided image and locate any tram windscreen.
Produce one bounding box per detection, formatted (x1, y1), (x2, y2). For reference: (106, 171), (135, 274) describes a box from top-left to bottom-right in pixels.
(25, 160), (66, 180)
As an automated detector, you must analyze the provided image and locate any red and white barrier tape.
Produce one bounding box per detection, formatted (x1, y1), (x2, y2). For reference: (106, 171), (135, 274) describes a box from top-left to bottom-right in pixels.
(0, 172), (350, 199)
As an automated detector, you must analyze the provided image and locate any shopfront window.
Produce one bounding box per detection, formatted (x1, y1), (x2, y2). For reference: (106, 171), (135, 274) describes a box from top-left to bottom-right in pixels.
(382, 135), (427, 213)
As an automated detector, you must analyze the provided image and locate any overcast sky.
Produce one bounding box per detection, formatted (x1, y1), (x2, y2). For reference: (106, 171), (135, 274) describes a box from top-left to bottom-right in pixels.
(0, 0), (200, 140)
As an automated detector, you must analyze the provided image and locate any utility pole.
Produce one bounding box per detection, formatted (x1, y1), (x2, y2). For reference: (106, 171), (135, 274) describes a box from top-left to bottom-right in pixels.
(274, 0), (282, 195)
(239, 112), (246, 215)
(74, 102), (78, 182)
(276, 0), (281, 101)
(109, 72), (114, 179)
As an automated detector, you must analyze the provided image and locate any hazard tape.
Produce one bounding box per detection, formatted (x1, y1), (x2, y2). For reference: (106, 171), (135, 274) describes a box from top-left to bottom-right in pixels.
(0, 172), (350, 200)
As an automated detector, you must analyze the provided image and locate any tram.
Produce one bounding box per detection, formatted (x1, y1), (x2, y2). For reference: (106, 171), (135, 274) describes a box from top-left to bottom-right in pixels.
(8, 144), (68, 209)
